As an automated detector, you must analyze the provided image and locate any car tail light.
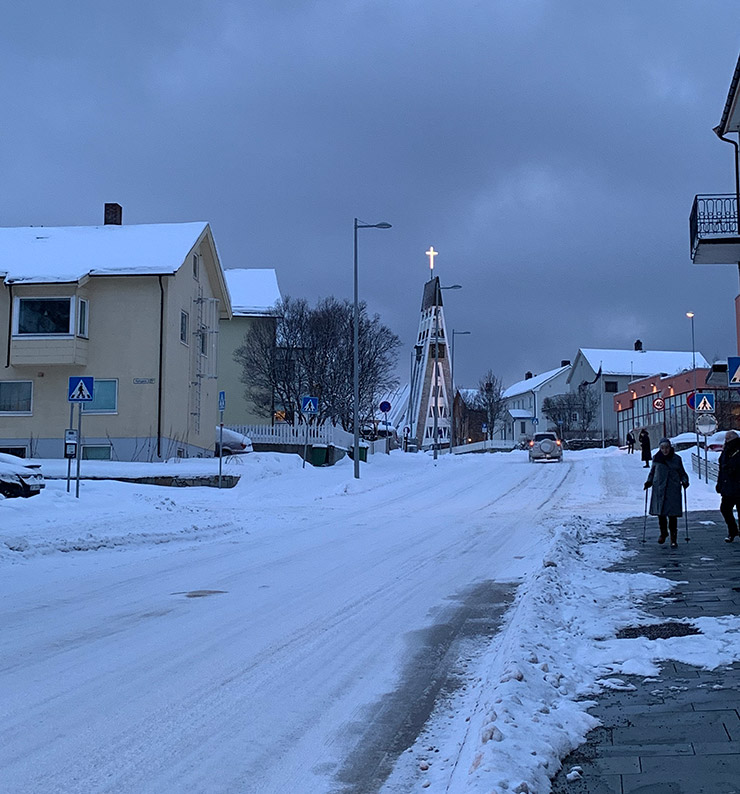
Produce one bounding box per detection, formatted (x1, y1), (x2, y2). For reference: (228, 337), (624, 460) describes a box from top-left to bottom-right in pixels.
(529, 440), (534, 447)
(556, 440), (561, 446)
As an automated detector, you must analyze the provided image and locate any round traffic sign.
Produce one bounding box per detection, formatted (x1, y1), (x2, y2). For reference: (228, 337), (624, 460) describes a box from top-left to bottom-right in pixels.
(686, 392), (695, 410)
(696, 413), (717, 436)
(379, 400), (391, 413)
(653, 397), (665, 411)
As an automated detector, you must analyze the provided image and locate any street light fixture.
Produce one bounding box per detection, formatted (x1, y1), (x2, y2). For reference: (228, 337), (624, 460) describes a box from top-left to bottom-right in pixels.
(687, 311), (700, 479)
(353, 218), (392, 479)
(432, 284), (462, 460)
(451, 329), (471, 448)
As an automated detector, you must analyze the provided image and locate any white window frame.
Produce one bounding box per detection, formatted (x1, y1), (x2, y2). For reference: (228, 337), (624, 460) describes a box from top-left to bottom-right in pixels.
(13, 296), (76, 336)
(78, 298), (89, 338)
(82, 378), (118, 414)
(0, 380), (33, 415)
(192, 253), (199, 281)
(180, 311), (189, 345)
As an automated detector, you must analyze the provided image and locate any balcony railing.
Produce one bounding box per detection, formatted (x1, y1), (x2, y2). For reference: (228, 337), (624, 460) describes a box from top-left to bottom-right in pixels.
(690, 193), (740, 257)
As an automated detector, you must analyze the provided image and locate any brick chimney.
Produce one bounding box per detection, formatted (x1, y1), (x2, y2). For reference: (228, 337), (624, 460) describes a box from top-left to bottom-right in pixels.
(561, 360), (571, 367)
(525, 371), (533, 380)
(634, 339), (643, 351)
(104, 203), (122, 225)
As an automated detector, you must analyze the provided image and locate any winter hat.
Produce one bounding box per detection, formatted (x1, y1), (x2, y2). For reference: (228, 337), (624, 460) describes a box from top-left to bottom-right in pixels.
(659, 438), (671, 446)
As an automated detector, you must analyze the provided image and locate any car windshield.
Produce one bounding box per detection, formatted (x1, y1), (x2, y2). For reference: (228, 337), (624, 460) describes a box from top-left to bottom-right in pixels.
(534, 433), (556, 441)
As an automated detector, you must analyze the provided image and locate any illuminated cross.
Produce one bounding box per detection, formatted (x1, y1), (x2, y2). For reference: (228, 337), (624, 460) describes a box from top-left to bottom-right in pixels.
(426, 246), (438, 273)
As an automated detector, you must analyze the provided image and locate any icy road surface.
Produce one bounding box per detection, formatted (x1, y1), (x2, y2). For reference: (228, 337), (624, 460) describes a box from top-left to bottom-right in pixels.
(0, 448), (730, 792)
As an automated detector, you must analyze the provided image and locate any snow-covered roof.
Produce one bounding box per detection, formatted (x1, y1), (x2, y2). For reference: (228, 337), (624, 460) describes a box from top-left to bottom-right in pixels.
(224, 268), (282, 316)
(374, 383), (411, 428)
(0, 222), (209, 284)
(503, 365), (570, 399)
(576, 348), (710, 378)
(508, 409), (532, 419)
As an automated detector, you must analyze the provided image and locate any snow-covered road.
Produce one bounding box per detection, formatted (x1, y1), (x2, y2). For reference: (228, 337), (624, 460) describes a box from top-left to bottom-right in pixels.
(1, 448), (734, 793)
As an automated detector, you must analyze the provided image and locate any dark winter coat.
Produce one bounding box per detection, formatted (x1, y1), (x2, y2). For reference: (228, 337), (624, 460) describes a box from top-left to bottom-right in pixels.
(639, 430), (652, 463)
(716, 437), (740, 499)
(646, 449), (689, 517)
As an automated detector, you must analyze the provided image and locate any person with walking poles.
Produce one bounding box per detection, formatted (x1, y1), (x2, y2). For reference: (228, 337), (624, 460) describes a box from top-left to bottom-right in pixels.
(639, 428), (652, 468)
(626, 430), (635, 454)
(716, 429), (740, 543)
(644, 437), (689, 549)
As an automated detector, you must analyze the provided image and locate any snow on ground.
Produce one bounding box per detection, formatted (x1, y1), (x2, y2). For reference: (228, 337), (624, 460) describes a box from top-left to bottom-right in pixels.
(1, 446), (739, 793)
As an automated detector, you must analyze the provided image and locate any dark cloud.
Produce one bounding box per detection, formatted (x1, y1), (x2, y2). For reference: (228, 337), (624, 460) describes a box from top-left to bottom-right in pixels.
(1, 1), (738, 388)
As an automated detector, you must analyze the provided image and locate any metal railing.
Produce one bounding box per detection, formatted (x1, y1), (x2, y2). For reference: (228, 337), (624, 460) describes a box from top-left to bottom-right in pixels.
(690, 193), (740, 255)
(691, 452), (718, 482)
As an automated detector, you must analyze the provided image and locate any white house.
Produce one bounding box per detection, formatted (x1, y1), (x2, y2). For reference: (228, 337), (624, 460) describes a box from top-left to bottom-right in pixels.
(497, 364), (572, 440)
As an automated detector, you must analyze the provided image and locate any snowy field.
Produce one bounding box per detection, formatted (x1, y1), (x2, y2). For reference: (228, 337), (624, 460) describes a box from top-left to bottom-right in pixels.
(2, 447), (739, 793)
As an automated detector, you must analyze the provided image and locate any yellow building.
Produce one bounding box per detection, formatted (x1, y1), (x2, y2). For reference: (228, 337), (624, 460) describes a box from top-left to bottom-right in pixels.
(0, 204), (231, 460)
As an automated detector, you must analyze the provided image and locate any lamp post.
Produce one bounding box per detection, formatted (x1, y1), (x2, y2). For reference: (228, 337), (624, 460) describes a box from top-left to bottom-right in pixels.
(432, 284), (462, 460)
(687, 311), (700, 478)
(451, 329), (471, 449)
(353, 218), (392, 479)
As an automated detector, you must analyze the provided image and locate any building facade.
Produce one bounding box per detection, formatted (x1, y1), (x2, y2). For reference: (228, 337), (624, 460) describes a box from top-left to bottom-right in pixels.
(0, 206), (231, 460)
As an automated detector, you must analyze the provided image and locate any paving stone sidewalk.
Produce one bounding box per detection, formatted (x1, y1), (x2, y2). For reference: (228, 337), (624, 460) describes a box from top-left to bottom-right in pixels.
(551, 509), (740, 794)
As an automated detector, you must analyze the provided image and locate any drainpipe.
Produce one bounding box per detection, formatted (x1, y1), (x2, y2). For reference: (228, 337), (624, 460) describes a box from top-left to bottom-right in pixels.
(5, 283), (12, 367)
(157, 276), (165, 459)
(713, 125), (740, 236)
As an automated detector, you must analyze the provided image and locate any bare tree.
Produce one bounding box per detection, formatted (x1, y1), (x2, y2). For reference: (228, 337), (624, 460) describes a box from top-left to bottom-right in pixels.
(541, 393), (579, 437)
(234, 296), (401, 428)
(475, 370), (506, 438)
(575, 384), (600, 434)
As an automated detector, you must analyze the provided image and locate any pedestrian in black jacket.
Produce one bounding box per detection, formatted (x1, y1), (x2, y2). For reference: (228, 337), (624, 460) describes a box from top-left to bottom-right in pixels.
(639, 429), (652, 468)
(716, 430), (740, 543)
(626, 431), (635, 454)
(645, 438), (689, 548)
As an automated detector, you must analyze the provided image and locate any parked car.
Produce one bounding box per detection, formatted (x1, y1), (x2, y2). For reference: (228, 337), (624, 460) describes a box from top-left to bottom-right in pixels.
(0, 452), (45, 498)
(215, 427), (254, 456)
(706, 430), (731, 452)
(528, 432), (563, 463)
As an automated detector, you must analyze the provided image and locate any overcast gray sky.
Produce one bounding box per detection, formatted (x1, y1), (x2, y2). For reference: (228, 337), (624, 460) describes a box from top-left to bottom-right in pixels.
(2, 1), (739, 389)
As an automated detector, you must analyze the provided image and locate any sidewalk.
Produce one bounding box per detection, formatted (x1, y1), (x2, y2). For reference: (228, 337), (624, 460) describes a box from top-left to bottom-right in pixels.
(551, 509), (740, 794)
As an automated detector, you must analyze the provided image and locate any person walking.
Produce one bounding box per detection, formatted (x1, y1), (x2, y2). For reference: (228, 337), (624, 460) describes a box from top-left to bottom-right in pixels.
(639, 428), (652, 468)
(644, 437), (690, 549)
(716, 430), (740, 543)
(626, 430), (635, 454)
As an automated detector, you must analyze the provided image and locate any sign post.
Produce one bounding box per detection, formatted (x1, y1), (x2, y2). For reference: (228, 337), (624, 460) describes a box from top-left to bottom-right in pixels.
(379, 400), (391, 454)
(218, 391), (226, 488)
(68, 377), (95, 498)
(696, 413), (717, 485)
(301, 396), (318, 468)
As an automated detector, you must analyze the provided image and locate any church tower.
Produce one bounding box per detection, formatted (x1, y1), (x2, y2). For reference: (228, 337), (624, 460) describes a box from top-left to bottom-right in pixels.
(406, 248), (453, 449)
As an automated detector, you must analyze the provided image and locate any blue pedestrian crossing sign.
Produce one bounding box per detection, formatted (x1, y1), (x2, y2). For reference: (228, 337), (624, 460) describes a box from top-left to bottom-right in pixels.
(695, 392), (715, 412)
(218, 391), (226, 412)
(301, 395), (319, 414)
(68, 376), (94, 402)
(729, 357), (740, 389)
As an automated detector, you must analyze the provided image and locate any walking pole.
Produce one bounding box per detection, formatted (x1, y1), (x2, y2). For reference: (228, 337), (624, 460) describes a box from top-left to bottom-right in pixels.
(642, 487), (649, 543)
(684, 487), (690, 543)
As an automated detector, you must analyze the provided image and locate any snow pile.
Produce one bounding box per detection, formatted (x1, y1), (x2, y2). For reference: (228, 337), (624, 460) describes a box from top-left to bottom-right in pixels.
(398, 512), (740, 792)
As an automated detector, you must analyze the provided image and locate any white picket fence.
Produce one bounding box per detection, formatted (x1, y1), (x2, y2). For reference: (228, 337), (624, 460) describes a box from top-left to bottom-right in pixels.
(229, 423), (356, 450)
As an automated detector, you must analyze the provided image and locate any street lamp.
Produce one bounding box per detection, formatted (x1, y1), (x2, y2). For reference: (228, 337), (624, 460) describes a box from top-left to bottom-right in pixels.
(433, 283), (462, 460)
(687, 311), (700, 478)
(353, 218), (392, 479)
(451, 329), (471, 448)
